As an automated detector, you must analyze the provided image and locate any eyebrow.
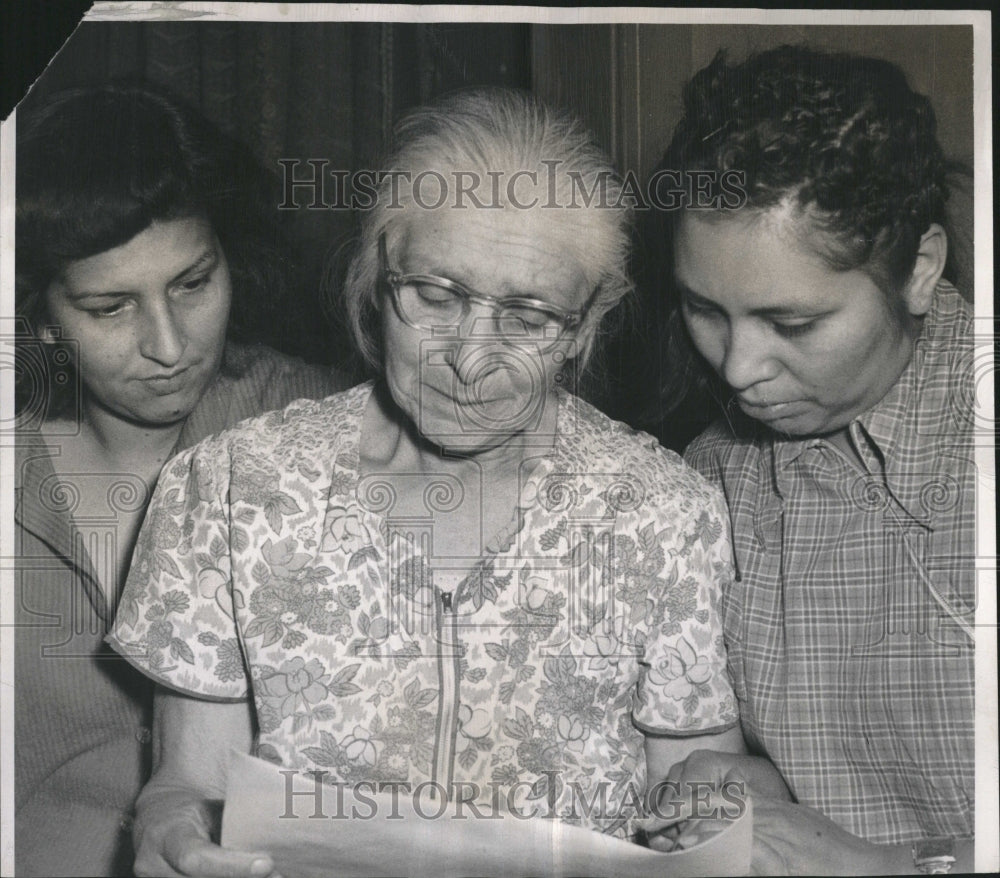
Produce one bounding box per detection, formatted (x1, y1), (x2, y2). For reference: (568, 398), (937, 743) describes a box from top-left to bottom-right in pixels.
(676, 281), (833, 319)
(65, 245), (218, 300)
(398, 254), (478, 295)
(391, 235), (586, 310)
(400, 262), (577, 309)
(174, 246), (218, 282)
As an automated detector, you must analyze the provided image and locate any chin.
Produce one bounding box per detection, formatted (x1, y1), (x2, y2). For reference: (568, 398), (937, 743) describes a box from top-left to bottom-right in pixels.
(125, 398), (201, 428)
(424, 428), (510, 455)
(758, 418), (811, 438)
(765, 414), (843, 439)
(136, 410), (194, 428)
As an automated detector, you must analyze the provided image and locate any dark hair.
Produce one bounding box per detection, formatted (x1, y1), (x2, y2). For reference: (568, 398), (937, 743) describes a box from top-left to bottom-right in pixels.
(15, 83), (292, 422)
(644, 44), (958, 423)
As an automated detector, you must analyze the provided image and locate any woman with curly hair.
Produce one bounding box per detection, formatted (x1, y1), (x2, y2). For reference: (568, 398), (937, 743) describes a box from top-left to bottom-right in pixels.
(643, 46), (976, 873)
(13, 84), (349, 876)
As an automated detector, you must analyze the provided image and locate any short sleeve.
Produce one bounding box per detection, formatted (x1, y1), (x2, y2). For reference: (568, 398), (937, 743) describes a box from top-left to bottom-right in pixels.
(106, 436), (248, 701)
(632, 487), (738, 735)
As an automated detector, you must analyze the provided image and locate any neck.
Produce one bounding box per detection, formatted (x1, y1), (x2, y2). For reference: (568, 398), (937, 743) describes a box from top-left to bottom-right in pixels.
(363, 382), (557, 483)
(77, 399), (186, 477)
(430, 432), (541, 485)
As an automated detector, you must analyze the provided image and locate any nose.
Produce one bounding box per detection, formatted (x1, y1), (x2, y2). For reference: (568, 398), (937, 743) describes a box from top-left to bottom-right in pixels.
(448, 304), (508, 386)
(719, 321), (777, 392)
(450, 340), (512, 388)
(138, 299), (186, 366)
(461, 302), (500, 340)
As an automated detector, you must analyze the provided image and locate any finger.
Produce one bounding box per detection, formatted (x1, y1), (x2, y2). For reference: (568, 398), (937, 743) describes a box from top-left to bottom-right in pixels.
(658, 757), (704, 827)
(663, 748), (713, 787)
(637, 811), (683, 833)
(665, 750), (731, 799)
(646, 832), (678, 853)
(642, 777), (689, 831)
(166, 832), (276, 878)
(721, 765), (750, 809)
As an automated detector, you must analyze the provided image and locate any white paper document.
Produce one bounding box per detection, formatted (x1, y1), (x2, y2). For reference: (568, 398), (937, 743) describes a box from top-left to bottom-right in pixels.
(221, 750), (752, 877)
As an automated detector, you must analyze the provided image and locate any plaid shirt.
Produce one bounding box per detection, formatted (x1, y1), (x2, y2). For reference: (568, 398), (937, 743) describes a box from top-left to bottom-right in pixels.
(685, 284), (975, 844)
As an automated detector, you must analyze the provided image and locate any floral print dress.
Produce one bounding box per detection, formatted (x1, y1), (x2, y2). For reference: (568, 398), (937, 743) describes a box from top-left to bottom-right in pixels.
(108, 382), (737, 839)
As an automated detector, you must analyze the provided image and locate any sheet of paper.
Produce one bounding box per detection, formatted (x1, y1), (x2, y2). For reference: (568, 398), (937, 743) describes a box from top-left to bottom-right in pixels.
(221, 750), (752, 878)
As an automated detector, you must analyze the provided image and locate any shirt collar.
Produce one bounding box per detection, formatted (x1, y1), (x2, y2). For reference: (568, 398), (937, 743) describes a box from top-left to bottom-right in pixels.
(854, 340), (920, 464)
(767, 327), (921, 473)
(16, 439), (70, 551)
(14, 439), (109, 617)
(853, 284), (964, 469)
(771, 434), (823, 471)
(769, 285), (965, 519)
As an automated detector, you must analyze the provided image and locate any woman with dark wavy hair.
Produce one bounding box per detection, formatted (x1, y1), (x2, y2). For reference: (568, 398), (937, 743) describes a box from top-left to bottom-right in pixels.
(643, 46), (975, 873)
(13, 84), (348, 877)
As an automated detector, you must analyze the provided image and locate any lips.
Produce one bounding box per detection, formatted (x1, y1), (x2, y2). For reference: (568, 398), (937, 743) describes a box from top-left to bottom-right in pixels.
(739, 397), (794, 410)
(456, 391), (517, 407)
(142, 366), (193, 395)
(736, 397), (802, 419)
(426, 380), (517, 408)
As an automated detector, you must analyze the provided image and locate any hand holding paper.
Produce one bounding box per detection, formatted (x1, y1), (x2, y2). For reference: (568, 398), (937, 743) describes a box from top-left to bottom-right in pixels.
(133, 786), (282, 878)
(220, 751), (753, 878)
(642, 747), (791, 848)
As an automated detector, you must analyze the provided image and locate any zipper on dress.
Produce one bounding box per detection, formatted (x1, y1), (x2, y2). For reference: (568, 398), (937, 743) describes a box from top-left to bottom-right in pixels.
(432, 589), (460, 793)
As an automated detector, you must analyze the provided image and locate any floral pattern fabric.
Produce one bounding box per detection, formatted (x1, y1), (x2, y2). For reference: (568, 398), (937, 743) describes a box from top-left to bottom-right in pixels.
(109, 383), (737, 838)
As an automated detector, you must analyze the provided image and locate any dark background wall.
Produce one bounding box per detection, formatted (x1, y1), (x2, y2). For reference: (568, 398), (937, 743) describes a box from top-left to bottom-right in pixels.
(16, 20), (974, 450)
(20, 22), (534, 371)
(530, 24), (975, 445)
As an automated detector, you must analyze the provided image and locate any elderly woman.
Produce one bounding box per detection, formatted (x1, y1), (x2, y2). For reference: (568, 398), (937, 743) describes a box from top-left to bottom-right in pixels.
(13, 84), (348, 877)
(109, 88), (742, 877)
(646, 47), (976, 874)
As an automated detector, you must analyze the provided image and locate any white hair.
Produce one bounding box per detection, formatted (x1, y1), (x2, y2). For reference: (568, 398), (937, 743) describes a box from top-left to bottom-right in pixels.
(340, 87), (632, 372)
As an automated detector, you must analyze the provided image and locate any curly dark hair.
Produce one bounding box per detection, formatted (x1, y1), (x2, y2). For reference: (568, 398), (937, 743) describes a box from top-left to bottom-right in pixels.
(640, 44), (959, 425)
(15, 82), (296, 424)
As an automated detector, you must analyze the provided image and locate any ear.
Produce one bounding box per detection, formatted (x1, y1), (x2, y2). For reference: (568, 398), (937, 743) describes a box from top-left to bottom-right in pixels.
(902, 223), (947, 317)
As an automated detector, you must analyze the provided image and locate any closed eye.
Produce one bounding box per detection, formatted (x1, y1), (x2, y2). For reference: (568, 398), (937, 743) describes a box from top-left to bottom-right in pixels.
(681, 295), (722, 318)
(177, 272), (212, 294)
(84, 299), (130, 318)
(772, 319), (819, 338)
(503, 305), (552, 328)
(411, 281), (457, 305)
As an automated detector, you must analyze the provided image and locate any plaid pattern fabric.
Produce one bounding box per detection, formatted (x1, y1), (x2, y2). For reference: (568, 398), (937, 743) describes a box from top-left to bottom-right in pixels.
(685, 284), (975, 844)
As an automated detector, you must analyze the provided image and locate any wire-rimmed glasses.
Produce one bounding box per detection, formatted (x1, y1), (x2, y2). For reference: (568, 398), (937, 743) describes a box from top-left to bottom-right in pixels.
(379, 234), (590, 351)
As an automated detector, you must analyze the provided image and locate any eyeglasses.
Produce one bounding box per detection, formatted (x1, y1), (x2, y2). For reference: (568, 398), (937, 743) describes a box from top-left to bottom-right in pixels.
(379, 234), (590, 351)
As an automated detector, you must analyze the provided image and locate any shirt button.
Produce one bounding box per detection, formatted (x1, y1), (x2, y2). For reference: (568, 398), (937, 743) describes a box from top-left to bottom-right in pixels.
(120, 815), (133, 832)
(136, 726), (152, 744)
